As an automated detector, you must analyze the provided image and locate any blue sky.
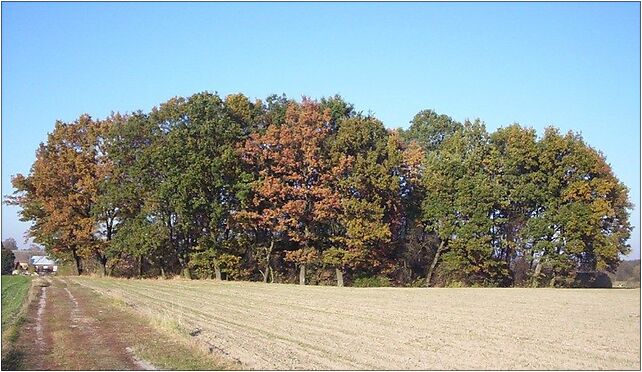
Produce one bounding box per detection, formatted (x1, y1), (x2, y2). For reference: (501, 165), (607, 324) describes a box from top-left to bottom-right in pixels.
(2, 2), (640, 258)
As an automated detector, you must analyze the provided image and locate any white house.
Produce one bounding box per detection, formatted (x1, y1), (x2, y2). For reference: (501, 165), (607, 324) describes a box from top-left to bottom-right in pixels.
(30, 256), (57, 273)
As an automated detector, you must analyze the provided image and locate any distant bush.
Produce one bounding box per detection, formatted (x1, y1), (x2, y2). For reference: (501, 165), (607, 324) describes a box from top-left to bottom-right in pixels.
(445, 280), (466, 288)
(574, 272), (613, 288)
(614, 260), (640, 282)
(406, 277), (426, 287)
(1, 247), (15, 275)
(56, 260), (79, 276)
(352, 276), (390, 287)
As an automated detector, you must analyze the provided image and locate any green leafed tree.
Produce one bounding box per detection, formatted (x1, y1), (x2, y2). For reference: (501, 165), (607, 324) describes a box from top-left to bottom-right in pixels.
(402, 109), (462, 152)
(1, 244), (15, 274)
(527, 128), (632, 286)
(422, 120), (511, 286)
(328, 116), (404, 281)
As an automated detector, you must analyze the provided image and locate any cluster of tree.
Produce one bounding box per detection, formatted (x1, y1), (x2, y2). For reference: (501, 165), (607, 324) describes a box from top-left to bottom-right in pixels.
(1, 239), (18, 275)
(612, 259), (641, 285)
(1, 247), (15, 275)
(2, 238), (18, 251)
(7, 92), (633, 287)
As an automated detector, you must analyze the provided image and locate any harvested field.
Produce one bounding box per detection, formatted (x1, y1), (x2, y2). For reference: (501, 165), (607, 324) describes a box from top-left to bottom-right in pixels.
(73, 277), (641, 370)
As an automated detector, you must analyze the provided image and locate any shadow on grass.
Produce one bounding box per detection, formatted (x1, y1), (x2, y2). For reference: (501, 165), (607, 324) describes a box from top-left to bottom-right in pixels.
(2, 349), (25, 370)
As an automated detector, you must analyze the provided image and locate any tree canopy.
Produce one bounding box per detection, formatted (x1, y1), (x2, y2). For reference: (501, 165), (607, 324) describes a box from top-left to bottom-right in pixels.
(7, 92), (633, 287)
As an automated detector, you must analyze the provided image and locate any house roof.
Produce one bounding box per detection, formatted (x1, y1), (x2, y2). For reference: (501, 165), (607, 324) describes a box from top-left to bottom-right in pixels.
(12, 250), (43, 264)
(30, 256), (56, 266)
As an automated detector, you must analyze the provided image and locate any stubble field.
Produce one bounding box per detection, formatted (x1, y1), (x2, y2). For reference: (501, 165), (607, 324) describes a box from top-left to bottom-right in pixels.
(72, 277), (640, 370)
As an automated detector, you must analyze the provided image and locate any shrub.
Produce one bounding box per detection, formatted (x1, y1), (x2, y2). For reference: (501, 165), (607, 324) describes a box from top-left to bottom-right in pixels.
(445, 280), (466, 288)
(352, 275), (390, 287)
(406, 277), (426, 287)
(574, 272), (613, 288)
(1, 247), (15, 274)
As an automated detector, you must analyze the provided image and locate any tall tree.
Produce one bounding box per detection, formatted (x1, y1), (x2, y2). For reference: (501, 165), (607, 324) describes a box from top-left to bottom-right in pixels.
(99, 111), (164, 276)
(528, 128), (632, 286)
(143, 92), (252, 278)
(489, 124), (544, 285)
(422, 120), (510, 286)
(328, 116), (404, 282)
(238, 99), (341, 284)
(1, 244), (15, 274)
(8, 115), (111, 275)
(2, 238), (18, 252)
(402, 109), (462, 152)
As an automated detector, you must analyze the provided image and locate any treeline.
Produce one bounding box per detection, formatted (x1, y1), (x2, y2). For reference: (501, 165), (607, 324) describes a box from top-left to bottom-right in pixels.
(612, 259), (641, 286)
(8, 92), (632, 287)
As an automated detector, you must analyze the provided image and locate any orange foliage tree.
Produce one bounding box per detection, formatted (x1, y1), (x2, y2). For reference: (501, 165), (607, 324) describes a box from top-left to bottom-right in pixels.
(8, 115), (113, 275)
(237, 99), (341, 283)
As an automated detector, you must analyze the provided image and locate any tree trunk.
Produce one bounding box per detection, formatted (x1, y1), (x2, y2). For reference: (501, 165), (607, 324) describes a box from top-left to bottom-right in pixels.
(299, 264), (306, 285)
(426, 241), (445, 287)
(97, 254), (107, 277)
(532, 260), (543, 288)
(183, 267), (192, 280)
(214, 261), (222, 281)
(72, 248), (83, 276)
(336, 268), (344, 287)
(177, 248), (192, 279)
(138, 256), (144, 278)
(158, 257), (166, 279)
(263, 240), (274, 283)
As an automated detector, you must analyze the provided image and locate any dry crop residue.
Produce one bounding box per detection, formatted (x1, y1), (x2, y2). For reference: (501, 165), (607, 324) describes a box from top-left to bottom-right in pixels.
(73, 278), (641, 370)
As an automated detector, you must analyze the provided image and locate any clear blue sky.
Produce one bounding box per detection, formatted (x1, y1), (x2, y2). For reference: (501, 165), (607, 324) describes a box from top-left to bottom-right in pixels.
(2, 2), (640, 258)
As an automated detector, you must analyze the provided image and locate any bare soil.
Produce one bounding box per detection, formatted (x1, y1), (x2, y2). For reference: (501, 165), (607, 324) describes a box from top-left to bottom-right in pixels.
(73, 277), (641, 370)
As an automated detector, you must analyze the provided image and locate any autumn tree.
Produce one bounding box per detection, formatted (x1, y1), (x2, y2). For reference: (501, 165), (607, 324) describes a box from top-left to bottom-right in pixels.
(7, 93), (631, 287)
(238, 99), (341, 284)
(8, 115), (112, 275)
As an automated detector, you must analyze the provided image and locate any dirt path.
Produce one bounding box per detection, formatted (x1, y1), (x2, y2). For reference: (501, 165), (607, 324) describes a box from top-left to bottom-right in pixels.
(10, 277), (157, 370)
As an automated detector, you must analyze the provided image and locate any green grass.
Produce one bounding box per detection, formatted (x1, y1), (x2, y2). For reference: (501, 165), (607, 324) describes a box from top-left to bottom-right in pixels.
(1, 275), (33, 369)
(1, 275), (32, 334)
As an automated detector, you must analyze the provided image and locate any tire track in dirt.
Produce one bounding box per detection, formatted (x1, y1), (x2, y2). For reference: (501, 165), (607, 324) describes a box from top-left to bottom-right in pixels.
(57, 278), (158, 370)
(34, 282), (49, 352)
(10, 278), (157, 370)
